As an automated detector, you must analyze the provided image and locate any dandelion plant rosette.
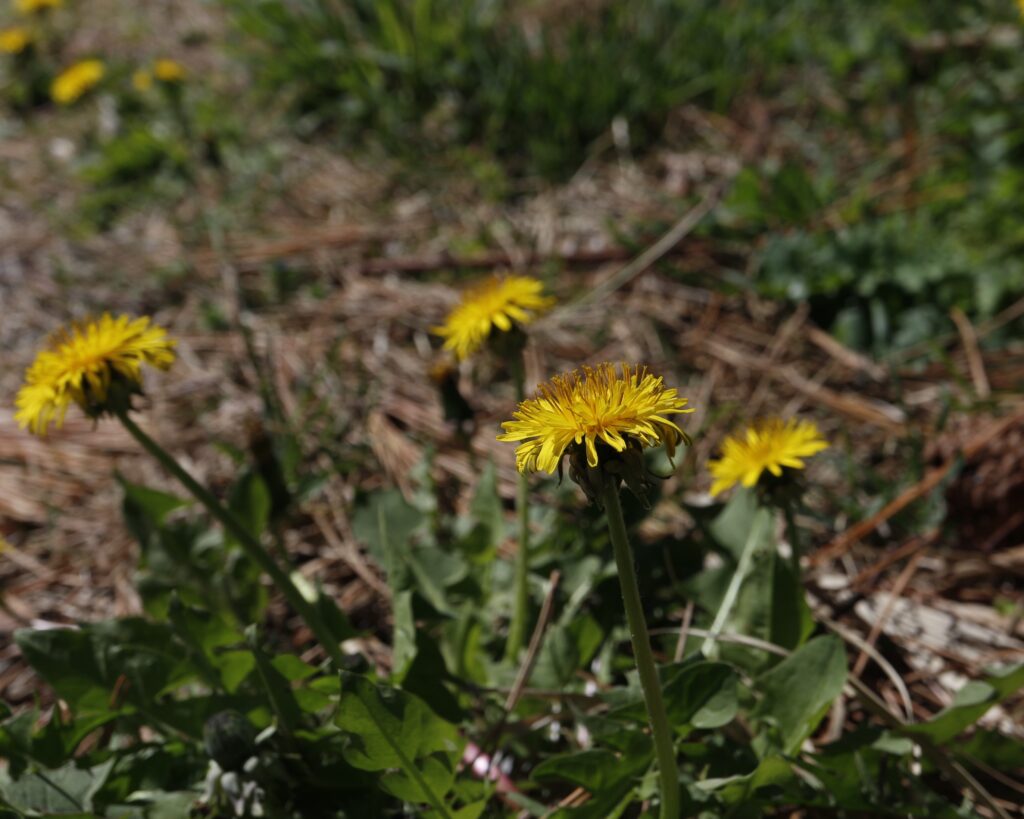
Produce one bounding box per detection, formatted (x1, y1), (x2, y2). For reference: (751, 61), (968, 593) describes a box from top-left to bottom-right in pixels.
(708, 417), (828, 572)
(437, 273), (555, 659)
(499, 362), (692, 819)
(15, 313), (345, 668)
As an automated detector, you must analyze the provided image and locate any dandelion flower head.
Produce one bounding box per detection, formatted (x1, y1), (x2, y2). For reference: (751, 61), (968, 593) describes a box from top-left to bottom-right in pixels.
(433, 275), (554, 361)
(16, 314), (176, 436)
(51, 59), (104, 104)
(708, 417), (828, 496)
(0, 27), (30, 54)
(153, 58), (186, 82)
(16, 0), (61, 13)
(498, 363), (693, 474)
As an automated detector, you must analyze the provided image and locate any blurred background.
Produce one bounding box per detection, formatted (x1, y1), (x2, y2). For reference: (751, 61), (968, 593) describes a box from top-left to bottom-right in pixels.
(1, 0), (1023, 731)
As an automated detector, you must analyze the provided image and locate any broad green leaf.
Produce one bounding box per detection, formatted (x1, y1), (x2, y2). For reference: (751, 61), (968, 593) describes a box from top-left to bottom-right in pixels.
(0, 758), (114, 814)
(534, 745), (649, 819)
(335, 671), (460, 773)
(212, 650), (255, 693)
(119, 478), (190, 550)
(527, 612), (603, 691)
(392, 590), (418, 683)
(227, 469), (270, 539)
(246, 627), (304, 734)
(532, 749), (623, 791)
(15, 620), (193, 716)
(400, 630), (463, 724)
(769, 555), (814, 651)
(380, 752), (456, 803)
(752, 635), (847, 755)
(462, 460), (505, 565)
(903, 664), (1024, 745)
(405, 545), (467, 615)
(698, 754), (793, 804)
(352, 489), (426, 567)
(270, 653), (318, 682)
(611, 661), (739, 732)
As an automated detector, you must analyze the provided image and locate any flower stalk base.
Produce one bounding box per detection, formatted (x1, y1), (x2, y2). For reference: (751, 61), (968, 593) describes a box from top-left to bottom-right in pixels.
(601, 471), (679, 819)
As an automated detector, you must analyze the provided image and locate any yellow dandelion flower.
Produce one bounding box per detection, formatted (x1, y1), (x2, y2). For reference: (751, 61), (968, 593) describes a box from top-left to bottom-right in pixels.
(1019, 0), (1024, 18)
(498, 362), (693, 474)
(0, 27), (30, 54)
(15, 314), (176, 436)
(433, 275), (554, 361)
(153, 58), (185, 82)
(51, 59), (105, 105)
(708, 418), (828, 496)
(15, 0), (61, 13)
(132, 69), (153, 92)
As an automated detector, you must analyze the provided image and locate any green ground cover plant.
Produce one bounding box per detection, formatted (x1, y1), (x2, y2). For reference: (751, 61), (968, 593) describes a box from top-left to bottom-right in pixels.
(2, 1), (1023, 817)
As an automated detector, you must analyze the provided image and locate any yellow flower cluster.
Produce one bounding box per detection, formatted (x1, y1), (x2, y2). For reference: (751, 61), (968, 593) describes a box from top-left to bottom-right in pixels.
(433, 275), (554, 361)
(0, 27), (30, 54)
(16, 314), (176, 435)
(499, 363), (692, 474)
(51, 59), (104, 104)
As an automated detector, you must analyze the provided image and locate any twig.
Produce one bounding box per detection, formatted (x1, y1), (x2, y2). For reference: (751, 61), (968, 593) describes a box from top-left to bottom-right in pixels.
(848, 531), (937, 592)
(701, 338), (906, 431)
(851, 550), (925, 678)
(473, 571), (562, 778)
(310, 507), (390, 599)
(505, 570), (562, 711)
(805, 325), (886, 381)
(821, 617), (914, 723)
(950, 307), (991, 399)
(674, 600), (695, 662)
(567, 177), (734, 311)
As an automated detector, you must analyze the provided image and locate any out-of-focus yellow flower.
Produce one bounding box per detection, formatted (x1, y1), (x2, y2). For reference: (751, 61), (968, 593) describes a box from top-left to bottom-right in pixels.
(15, 314), (176, 436)
(708, 418), (828, 496)
(132, 69), (153, 92)
(498, 363), (692, 474)
(1018, 0), (1024, 18)
(16, 0), (61, 13)
(0, 27), (30, 54)
(433, 275), (554, 361)
(153, 58), (185, 82)
(51, 59), (105, 104)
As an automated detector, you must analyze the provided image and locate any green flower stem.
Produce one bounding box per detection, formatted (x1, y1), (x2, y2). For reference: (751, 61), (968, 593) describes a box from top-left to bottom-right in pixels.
(783, 502), (802, 577)
(602, 472), (679, 819)
(701, 505), (769, 658)
(115, 409), (347, 669)
(505, 353), (530, 661)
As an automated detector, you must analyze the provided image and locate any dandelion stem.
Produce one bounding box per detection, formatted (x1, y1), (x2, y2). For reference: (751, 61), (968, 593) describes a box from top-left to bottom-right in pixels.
(783, 502), (802, 578)
(601, 472), (679, 819)
(115, 409), (347, 669)
(505, 352), (531, 662)
(701, 505), (770, 658)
